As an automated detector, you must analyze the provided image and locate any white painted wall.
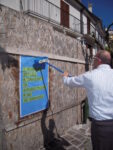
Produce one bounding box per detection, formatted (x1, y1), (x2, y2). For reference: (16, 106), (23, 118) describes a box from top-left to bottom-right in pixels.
(0, 0), (60, 23)
(48, 0), (60, 7)
(22, 0), (28, 11)
(83, 14), (87, 34)
(69, 5), (80, 32)
(48, 0), (60, 23)
(96, 30), (98, 39)
(28, 0), (49, 18)
(70, 6), (80, 20)
(0, 0), (20, 11)
(92, 43), (98, 56)
(90, 22), (95, 35)
(22, 0), (60, 23)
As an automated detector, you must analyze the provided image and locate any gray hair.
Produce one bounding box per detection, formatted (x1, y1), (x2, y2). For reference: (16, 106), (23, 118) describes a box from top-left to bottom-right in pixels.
(96, 50), (111, 65)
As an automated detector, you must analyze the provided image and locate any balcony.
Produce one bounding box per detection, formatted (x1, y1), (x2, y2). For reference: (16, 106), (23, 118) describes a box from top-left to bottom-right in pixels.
(22, 0), (81, 35)
(89, 24), (105, 46)
(82, 23), (105, 48)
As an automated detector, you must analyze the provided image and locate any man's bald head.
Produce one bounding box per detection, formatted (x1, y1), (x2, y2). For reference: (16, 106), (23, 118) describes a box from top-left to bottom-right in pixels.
(96, 50), (111, 65)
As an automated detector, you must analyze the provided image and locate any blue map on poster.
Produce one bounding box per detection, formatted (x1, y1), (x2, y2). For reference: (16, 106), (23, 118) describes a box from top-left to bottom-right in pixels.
(20, 56), (49, 117)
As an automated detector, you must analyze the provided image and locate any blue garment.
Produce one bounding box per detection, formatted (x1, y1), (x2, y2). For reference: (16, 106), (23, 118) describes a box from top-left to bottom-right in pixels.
(63, 64), (113, 120)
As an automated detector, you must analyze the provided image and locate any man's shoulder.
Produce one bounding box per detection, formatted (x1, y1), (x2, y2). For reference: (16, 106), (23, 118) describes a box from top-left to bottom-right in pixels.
(84, 69), (96, 75)
(83, 69), (100, 78)
(81, 70), (94, 78)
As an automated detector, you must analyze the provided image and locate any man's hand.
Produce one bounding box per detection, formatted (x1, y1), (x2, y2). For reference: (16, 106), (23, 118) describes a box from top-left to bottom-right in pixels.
(63, 71), (69, 77)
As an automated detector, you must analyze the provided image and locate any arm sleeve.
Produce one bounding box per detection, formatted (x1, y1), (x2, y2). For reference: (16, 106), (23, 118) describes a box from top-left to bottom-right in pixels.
(63, 73), (88, 88)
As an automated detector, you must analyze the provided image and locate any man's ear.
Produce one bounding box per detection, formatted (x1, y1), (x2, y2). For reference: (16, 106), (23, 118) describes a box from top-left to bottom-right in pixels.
(98, 59), (102, 64)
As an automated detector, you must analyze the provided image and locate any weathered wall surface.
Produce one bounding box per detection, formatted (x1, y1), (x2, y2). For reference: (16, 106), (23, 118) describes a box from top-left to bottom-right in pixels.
(0, 6), (86, 150)
(0, 6), (85, 60)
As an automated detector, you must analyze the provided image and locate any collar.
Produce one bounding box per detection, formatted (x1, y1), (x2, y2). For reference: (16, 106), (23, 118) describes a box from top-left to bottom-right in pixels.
(97, 64), (111, 69)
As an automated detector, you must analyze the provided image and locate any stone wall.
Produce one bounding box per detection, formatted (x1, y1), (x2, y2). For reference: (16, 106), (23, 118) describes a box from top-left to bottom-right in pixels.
(0, 6), (87, 150)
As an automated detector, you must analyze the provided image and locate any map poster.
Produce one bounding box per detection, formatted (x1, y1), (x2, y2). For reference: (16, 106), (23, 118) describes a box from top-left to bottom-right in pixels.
(20, 56), (49, 118)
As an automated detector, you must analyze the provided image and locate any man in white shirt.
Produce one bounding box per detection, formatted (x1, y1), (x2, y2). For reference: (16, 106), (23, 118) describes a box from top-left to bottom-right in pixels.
(63, 50), (113, 150)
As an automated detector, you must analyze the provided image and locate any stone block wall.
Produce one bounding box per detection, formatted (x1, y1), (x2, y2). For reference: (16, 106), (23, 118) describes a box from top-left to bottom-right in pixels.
(0, 6), (87, 150)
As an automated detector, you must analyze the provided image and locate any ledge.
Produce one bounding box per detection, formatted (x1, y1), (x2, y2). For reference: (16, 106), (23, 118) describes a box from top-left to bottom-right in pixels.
(0, 47), (85, 64)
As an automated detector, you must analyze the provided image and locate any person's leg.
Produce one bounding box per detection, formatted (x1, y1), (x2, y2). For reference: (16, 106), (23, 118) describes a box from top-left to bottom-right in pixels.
(97, 125), (113, 150)
(91, 120), (113, 150)
(91, 121), (98, 150)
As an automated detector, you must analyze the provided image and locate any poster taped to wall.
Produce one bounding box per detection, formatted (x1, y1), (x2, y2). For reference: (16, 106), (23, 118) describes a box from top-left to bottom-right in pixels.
(20, 56), (49, 118)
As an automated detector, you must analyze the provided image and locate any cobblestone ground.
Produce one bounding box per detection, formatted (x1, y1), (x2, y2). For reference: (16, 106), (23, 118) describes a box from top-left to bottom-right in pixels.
(40, 122), (92, 150)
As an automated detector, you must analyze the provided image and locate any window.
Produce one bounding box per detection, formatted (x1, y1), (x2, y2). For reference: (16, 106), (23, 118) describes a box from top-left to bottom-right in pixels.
(61, 0), (69, 28)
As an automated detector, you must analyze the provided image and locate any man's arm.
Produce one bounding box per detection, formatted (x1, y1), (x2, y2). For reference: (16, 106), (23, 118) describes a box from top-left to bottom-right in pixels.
(63, 71), (87, 88)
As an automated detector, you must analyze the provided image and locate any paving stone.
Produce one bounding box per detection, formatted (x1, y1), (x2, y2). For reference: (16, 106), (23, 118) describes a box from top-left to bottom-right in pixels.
(62, 134), (75, 142)
(71, 139), (81, 146)
(73, 133), (85, 141)
(66, 146), (79, 150)
(46, 137), (71, 150)
(67, 130), (77, 136)
(64, 124), (92, 150)
(79, 128), (86, 134)
(79, 143), (86, 150)
(41, 123), (92, 150)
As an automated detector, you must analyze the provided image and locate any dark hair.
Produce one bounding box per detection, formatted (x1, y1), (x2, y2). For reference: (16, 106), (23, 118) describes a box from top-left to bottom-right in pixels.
(96, 50), (111, 65)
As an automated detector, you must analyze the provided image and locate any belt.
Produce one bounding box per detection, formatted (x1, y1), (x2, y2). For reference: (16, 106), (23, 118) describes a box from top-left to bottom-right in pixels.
(89, 117), (113, 126)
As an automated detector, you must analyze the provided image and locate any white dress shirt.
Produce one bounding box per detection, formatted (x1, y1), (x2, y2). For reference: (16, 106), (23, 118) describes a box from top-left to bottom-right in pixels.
(63, 64), (113, 120)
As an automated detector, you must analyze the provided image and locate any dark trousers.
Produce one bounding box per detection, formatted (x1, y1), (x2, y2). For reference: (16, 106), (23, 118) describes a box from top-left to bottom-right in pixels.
(91, 119), (113, 150)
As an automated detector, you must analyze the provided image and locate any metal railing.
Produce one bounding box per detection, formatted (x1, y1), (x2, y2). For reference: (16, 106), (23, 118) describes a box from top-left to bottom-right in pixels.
(22, 0), (105, 46)
(90, 24), (96, 36)
(90, 24), (105, 46)
(22, 0), (81, 34)
(70, 15), (81, 33)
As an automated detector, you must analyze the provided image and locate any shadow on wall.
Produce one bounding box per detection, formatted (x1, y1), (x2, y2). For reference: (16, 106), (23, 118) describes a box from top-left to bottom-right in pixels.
(41, 109), (70, 150)
(82, 46), (90, 71)
(0, 46), (19, 97)
(81, 46), (90, 123)
(39, 62), (70, 149)
(0, 46), (19, 149)
(0, 47), (18, 71)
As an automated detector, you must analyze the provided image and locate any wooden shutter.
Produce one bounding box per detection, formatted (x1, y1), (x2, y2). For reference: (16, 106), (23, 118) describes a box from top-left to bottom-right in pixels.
(61, 0), (69, 28)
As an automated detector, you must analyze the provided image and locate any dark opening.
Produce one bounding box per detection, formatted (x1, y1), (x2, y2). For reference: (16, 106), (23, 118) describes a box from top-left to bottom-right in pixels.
(61, 0), (69, 28)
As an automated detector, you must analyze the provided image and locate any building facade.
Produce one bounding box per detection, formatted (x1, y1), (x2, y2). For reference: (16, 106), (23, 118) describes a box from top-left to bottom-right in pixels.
(0, 0), (106, 54)
(0, 0), (106, 149)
